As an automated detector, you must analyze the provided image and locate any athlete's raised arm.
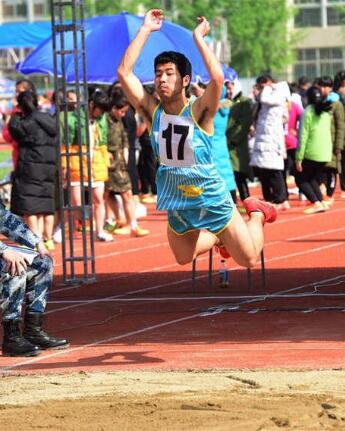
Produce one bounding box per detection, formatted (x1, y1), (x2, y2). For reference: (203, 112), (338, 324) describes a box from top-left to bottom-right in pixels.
(192, 17), (224, 134)
(117, 9), (163, 125)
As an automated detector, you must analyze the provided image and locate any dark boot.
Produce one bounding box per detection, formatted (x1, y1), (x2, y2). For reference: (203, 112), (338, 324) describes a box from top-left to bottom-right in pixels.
(2, 320), (41, 357)
(23, 312), (69, 350)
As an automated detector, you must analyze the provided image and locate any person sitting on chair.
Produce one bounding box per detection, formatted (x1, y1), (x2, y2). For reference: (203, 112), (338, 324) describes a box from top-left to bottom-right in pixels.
(0, 200), (69, 356)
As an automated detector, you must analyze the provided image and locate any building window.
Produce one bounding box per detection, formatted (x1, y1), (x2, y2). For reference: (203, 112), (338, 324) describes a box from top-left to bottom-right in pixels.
(294, 7), (322, 27)
(320, 47), (343, 59)
(33, 0), (48, 17)
(320, 62), (343, 76)
(3, 1), (27, 19)
(327, 6), (345, 25)
(298, 48), (317, 61)
(294, 47), (345, 80)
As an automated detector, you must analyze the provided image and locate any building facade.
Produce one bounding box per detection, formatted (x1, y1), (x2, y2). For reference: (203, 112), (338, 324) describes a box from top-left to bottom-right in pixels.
(0, 1), (50, 74)
(0, 0), (49, 23)
(293, 0), (345, 80)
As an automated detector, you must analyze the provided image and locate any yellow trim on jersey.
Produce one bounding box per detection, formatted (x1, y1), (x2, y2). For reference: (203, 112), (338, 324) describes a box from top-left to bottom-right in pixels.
(178, 101), (190, 116)
(167, 223), (199, 236)
(149, 102), (161, 136)
(190, 99), (213, 137)
(160, 100), (190, 117)
(214, 207), (235, 236)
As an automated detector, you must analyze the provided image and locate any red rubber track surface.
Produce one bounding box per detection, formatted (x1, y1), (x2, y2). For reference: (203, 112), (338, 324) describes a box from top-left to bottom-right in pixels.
(1, 193), (345, 375)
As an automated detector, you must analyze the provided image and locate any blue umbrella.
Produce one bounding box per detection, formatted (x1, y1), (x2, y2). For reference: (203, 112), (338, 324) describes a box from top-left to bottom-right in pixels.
(17, 12), (221, 84)
(0, 22), (51, 49)
(197, 64), (237, 84)
(223, 65), (237, 83)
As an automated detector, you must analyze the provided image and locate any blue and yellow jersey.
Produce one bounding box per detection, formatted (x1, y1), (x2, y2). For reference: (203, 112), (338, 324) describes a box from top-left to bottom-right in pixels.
(150, 99), (227, 210)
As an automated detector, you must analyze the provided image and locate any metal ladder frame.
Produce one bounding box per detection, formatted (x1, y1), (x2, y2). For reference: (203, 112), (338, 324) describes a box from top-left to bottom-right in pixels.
(51, 0), (96, 284)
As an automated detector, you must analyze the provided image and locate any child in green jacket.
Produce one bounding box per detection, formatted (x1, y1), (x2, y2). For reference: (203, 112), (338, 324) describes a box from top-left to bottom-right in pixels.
(295, 86), (333, 214)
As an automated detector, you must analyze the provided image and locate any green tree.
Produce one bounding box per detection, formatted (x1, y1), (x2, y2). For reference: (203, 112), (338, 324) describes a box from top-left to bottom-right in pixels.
(226, 0), (295, 77)
(147, 0), (295, 77)
(71, 0), (296, 77)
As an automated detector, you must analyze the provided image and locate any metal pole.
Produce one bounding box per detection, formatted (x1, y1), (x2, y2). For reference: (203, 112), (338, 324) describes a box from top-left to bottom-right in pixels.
(51, 0), (96, 284)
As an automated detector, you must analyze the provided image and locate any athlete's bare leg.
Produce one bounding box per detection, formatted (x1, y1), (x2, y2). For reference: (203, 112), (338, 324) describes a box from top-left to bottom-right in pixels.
(167, 207), (266, 268)
(167, 226), (218, 265)
(218, 208), (264, 267)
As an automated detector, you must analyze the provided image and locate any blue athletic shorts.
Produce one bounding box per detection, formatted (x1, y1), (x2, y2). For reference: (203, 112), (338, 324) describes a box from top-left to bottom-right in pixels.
(168, 194), (235, 235)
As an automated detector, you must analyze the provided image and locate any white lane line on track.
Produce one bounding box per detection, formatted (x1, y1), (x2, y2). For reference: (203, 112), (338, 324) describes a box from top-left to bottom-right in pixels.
(274, 206), (345, 224)
(287, 226), (345, 241)
(50, 223), (345, 295)
(52, 206), (345, 267)
(267, 241), (345, 263)
(50, 226), (345, 297)
(0, 313), (202, 373)
(3, 271), (345, 372)
(46, 242), (345, 308)
(49, 206), (345, 293)
(47, 240), (345, 315)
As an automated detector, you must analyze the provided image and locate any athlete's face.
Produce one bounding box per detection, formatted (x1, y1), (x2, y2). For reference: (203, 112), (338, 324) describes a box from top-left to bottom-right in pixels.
(154, 62), (189, 99)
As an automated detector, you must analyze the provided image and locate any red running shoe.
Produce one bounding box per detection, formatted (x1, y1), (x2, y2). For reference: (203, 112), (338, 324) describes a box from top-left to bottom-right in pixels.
(243, 197), (277, 224)
(215, 243), (231, 259)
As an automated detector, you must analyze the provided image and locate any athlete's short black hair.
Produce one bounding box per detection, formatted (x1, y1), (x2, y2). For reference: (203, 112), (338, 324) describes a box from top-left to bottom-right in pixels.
(154, 51), (192, 81)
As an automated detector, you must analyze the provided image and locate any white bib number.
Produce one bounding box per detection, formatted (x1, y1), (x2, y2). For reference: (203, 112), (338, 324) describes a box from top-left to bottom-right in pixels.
(158, 114), (195, 167)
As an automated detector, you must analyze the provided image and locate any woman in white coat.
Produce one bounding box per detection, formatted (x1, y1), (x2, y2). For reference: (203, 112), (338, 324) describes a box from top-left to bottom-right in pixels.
(251, 75), (290, 208)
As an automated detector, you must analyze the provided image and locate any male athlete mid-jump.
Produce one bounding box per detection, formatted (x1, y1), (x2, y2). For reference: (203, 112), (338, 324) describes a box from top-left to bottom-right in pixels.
(117, 9), (277, 267)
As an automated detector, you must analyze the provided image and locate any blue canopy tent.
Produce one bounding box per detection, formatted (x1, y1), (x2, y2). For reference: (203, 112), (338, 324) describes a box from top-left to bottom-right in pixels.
(0, 22), (51, 48)
(17, 13), (234, 84)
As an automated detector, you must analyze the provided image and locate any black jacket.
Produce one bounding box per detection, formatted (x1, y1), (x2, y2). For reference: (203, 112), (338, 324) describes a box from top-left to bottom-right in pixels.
(9, 110), (57, 215)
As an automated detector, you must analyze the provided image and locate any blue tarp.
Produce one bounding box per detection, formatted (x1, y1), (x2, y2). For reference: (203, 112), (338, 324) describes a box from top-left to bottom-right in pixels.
(0, 22), (51, 48)
(18, 13), (236, 85)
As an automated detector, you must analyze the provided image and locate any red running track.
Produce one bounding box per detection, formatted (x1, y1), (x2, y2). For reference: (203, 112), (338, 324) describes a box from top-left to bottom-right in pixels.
(1, 192), (345, 375)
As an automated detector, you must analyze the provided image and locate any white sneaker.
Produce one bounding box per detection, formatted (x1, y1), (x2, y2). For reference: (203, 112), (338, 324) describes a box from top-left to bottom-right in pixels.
(135, 202), (147, 219)
(96, 231), (113, 242)
(53, 227), (62, 244)
(288, 186), (299, 195)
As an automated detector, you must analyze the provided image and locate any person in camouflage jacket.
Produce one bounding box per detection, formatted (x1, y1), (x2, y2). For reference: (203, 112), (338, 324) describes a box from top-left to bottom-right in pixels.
(104, 92), (149, 237)
(0, 201), (68, 356)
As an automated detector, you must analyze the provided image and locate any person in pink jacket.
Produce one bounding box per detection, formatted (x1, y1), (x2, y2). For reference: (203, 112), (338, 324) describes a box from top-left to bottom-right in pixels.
(284, 98), (303, 200)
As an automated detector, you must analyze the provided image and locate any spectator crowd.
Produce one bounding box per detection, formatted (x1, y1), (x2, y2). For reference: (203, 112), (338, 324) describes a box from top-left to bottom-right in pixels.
(0, 71), (345, 252)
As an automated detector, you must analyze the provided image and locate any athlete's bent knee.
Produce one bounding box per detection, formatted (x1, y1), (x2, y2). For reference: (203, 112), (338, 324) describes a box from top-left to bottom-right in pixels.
(246, 257), (257, 268)
(236, 255), (257, 268)
(174, 254), (194, 266)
